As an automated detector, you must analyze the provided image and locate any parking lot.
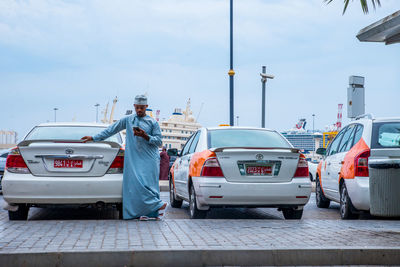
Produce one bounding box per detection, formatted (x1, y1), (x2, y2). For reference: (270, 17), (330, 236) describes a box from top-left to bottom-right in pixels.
(1, 191), (348, 221)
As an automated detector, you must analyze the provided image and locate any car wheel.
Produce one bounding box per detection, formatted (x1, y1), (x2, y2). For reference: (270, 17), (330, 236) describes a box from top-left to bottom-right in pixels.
(282, 208), (303, 219)
(340, 183), (359, 220)
(189, 184), (207, 219)
(316, 176), (330, 208)
(309, 172), (313, 182)
(116, 203), (123, 220)
(169, 179), (183, 208)
(8, 204), (29, 221)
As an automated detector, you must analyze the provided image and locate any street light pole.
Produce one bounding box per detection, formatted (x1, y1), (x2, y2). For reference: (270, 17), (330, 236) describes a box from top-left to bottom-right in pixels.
(228, 0), (235, 126)
(95, 103), (100, 123)
(54, 108), (58, 122)
(260, 66), (274, 128)
(312, 114), (315, 133)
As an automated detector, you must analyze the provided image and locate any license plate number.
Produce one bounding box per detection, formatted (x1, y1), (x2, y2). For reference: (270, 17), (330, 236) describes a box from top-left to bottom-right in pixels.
(246, 165), (272, 176)
(54, 159), (83, 168)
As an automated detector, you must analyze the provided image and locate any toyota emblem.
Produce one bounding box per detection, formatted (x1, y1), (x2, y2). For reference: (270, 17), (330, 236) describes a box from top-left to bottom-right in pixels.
(65, 148), (74, 155)
(255, 154), (264, 160)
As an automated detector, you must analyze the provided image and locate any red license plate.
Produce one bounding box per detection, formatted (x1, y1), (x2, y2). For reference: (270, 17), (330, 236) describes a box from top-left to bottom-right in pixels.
(246, 165), (272, 176)
(54, 159), (83, 168)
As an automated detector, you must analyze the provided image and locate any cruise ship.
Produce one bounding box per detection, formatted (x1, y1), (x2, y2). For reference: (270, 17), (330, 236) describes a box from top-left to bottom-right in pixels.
(281, 119), (323, 156)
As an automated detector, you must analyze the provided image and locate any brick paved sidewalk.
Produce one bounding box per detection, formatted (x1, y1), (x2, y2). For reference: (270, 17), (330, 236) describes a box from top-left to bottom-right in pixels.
(1, 219), (399, 252)
(1, 219), (400, 266)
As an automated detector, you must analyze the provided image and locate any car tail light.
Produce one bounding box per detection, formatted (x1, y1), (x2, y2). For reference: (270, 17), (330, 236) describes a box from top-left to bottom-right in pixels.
(200, 157), (224, 177)
(355, 149), (370, 177)
(6, 147), (30, 174)
(107, 149), (124, 174)
(293, 154), (309, 178)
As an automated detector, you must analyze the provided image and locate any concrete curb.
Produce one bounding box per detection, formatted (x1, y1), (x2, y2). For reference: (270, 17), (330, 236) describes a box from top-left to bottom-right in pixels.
(1, 248), (400, 267)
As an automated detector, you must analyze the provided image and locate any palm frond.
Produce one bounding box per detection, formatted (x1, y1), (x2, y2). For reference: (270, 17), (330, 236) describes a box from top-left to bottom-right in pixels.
(324, 0), (382, 14)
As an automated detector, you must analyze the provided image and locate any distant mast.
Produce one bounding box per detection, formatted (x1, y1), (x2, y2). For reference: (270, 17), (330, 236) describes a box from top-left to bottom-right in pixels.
(101, 102), (109, 124)
(109, 96), (118, 123)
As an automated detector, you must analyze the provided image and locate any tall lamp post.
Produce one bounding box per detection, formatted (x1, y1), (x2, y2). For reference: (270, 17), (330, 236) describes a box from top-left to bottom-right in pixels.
(53, 108), (58, 122)
(260, 66), (274, 128)
(95, 103), (100, 123)
(228, 0), (235, 126)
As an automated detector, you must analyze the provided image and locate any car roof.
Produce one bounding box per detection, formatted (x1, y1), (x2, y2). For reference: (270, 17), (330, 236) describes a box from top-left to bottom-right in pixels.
(351, 117), (400, 124)
(372, 117), (400, 123)
(37, 122), (111, 127)
(205, 126), (276, 132)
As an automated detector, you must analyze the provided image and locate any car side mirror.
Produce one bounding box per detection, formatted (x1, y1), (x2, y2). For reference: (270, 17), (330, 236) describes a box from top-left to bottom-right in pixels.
(316, 148), (326, 156)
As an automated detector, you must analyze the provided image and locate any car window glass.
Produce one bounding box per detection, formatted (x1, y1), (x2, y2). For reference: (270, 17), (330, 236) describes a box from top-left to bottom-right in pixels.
(181, 134), (195, 156)
(328, 129), (345, 156)
(347, 124), (363, 150)
(325, 142), (332, 156)
(339, 125), (355, 153)
(208, 129), (290, 148)
(25, 126), (121, 143)
(188, 131), (201, 154)
(0, 153), (8, 158)
(372, 122), (400, 148)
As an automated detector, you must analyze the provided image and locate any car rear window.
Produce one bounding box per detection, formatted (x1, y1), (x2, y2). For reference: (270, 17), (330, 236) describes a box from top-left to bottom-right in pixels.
(25, 126), (122, 143)
(208, 129), (290, 148)
(372, 122), (400, 149)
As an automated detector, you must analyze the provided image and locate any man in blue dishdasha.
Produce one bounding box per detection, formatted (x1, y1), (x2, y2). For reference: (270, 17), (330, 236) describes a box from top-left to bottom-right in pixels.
(81, 95), (167, 220)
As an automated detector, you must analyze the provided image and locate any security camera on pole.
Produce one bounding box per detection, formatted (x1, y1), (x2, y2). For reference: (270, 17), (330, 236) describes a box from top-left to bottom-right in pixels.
(260, 66), (274, 128)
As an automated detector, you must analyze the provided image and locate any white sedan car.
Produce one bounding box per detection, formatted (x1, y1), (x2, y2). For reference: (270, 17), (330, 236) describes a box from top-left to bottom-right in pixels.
(169, 127), (312, 219)
(2, 122), (124, 220)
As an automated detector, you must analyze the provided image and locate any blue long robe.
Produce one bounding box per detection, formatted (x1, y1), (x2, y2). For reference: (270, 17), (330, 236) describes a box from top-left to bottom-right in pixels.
(93, 114), (164, 219)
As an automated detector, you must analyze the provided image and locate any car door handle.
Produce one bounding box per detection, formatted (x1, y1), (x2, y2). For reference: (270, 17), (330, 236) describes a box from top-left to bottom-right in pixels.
(327, 162), (331, 166)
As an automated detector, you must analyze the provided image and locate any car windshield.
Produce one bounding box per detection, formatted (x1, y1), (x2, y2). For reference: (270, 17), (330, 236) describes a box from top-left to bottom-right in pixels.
(208, 129), (290, 148)
(25, 126), (122, 143)
(372, 122), (400, 148)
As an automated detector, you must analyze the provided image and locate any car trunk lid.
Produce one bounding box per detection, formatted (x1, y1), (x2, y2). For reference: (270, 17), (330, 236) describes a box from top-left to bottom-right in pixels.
(18, 140), (121, 177)
(212, 147), (301, 183)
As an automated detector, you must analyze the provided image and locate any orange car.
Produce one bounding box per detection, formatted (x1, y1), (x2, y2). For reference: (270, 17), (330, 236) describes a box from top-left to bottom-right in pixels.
(315, 116), (400, 219)
(169, 127), (312, 219)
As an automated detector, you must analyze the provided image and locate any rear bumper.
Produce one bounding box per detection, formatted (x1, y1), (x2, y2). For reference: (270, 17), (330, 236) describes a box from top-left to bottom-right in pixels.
(345, 177), (370, 211)
(192, 177), (311, 208)
(2, 171), (122, 204)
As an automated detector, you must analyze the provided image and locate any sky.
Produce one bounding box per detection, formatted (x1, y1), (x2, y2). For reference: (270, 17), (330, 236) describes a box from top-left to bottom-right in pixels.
(0, 0), (399, 140)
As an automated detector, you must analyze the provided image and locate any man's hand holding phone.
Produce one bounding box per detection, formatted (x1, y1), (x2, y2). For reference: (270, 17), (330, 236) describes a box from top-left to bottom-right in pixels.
(133, 127), (150, 141)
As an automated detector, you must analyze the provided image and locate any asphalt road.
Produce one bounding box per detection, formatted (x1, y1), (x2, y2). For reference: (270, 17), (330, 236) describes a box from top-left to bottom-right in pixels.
(0, 191), (371, 221)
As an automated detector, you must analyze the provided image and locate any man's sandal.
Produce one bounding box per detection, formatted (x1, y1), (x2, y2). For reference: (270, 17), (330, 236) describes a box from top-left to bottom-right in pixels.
(139, 216), (158, 221)
(158, 203), (168, 220)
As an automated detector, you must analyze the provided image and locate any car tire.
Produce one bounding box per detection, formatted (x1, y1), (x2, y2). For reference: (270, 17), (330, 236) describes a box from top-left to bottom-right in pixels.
(340, 183), (359, 220)
(282, 208), (303, 219)
(116, 203), (123, 220)
(8, 204), (29, 221)
(169, 179), (183, 208)
(316, 176), (330, 208)
(189, 184), (207, 219)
